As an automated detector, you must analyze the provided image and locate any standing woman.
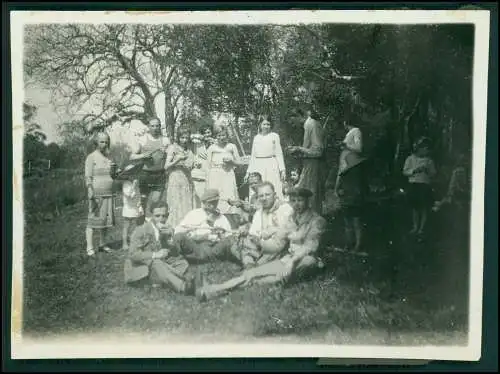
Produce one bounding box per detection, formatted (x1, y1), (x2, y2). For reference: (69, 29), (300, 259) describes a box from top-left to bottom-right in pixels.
(85, 132), (118, 256)
(245, 117), (286, 201)
(165, 129), (197, 227)
(206, 127), (243, 214)
(190, 126), (213, 207)
(288, 108), (325, 212)
(334, 120), (368, 253)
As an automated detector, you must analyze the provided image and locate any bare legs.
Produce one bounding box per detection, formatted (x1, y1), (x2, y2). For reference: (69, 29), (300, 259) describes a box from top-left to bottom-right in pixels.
(344, 216), (362, 252)
(122, 219), (131, 250)
(410, 209), (419, 234)
(85, 227), (111, 256)
(85, 227), (94, 255)
(122, 218), (139, 250)
(410, 209), (429, 236)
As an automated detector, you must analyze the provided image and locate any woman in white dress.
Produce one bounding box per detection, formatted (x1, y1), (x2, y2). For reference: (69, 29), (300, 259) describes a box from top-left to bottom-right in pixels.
(245, 118), (286, 201)
(206, 127), (243, 214)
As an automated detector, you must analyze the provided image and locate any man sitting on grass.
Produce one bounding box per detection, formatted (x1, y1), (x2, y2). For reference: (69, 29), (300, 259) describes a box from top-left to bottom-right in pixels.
(173, 188), (236, 263)
(236, 181), (294, 269)
(228, 171), (263, 223)
(124, 200), (197, 295)
(195, 187), (327, 301)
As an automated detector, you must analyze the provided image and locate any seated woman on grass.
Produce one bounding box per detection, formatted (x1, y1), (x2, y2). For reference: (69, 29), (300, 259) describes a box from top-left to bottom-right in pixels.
(195, 187), (327, 301)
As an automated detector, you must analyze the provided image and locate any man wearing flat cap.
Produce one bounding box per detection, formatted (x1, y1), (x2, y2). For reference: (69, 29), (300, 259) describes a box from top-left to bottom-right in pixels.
(173, 188), (234, 263)
(195, 186), (327, 301)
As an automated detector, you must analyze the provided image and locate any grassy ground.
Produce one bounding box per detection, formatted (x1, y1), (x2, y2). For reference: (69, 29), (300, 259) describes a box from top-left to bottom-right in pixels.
(21, 191), (470, 346)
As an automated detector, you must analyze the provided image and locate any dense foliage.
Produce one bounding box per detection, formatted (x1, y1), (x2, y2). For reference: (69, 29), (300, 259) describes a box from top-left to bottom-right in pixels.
(24, 23), (473, 184)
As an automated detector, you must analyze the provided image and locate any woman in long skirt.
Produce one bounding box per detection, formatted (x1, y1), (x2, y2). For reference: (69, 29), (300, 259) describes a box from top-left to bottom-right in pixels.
(84, 132), (118, 256)
(206, 127), (243, 214)
(245, 118), (286, 201)
(164, 129), (197, 227)
(287, 108), (325, 212)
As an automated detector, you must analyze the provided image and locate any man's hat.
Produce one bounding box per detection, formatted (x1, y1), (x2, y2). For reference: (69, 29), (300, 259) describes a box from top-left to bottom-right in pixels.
(288, 187), (313, 198)
(201, 188), (220, 202)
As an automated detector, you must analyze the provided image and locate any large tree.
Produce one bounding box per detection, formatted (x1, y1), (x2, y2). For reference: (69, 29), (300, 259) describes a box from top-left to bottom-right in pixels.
(25, 24), (206, 139)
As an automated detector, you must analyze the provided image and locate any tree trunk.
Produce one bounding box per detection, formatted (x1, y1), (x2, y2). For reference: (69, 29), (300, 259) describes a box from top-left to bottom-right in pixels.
(164, 92), (175, 140)
(230, 114), (247, 156)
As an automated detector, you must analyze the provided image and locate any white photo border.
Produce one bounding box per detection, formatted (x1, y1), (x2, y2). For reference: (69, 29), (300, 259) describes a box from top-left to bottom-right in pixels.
(10, 9), (490, 361)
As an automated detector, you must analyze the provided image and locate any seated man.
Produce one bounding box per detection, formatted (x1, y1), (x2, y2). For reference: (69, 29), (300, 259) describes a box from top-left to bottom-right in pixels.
(237, 181), (294, 269)
(195, 187), (327, 301)
(124, 200), (196, 295)
(228, 172), (263, 223)
(173, 188), (236, 263)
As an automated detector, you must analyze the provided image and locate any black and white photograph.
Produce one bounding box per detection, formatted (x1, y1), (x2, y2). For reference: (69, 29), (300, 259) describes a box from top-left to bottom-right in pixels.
(10, 10), (490, 360)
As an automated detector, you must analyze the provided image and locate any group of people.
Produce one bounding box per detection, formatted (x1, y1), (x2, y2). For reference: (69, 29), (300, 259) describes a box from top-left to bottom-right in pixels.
(83, 107), (469, 299)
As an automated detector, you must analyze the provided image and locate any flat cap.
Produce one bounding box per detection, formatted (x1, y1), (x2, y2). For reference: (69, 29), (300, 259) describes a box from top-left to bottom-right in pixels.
(288, 187), (313, 198)
(201, 188), (220, 202)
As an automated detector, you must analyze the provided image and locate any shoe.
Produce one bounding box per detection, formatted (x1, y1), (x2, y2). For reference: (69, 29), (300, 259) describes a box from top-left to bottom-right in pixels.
(100, 246), (112, 253)
(243, 263), (256, 271)
(86, 248), (95, 256)
(184, 277), (195, 296)
(195, 269), (205, 289)
(195, 287), (207, 302)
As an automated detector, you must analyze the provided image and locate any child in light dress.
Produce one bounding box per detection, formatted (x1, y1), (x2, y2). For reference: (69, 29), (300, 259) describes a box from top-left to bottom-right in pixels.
(122, 178), (144, 250)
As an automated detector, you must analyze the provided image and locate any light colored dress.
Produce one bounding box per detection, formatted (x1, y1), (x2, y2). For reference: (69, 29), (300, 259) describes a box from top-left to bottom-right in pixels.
(122, 180), (143, 218)
(191, 142), (209, 207)
(247, 132), (286, 200)
(165, 144), (196, 227)
(297, 117), (325, 212)
(85, 150), (116, 229)
(206, 142), (240, 214)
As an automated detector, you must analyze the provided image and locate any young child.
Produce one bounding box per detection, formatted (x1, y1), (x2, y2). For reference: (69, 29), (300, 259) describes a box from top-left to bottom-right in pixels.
(433, 153), (468, 212)
(403, 137), (437, 236)
(122, 178), (144, 250)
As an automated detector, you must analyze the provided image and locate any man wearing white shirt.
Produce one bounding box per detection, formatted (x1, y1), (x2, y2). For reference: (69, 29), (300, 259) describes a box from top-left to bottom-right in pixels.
(237, 182), (294, 269)
(173, 188), (235, 263)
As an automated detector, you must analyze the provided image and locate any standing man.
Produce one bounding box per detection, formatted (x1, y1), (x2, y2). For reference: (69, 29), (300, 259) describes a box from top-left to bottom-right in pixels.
(130, 117), (170, 220)
(287, 107), (325, 212)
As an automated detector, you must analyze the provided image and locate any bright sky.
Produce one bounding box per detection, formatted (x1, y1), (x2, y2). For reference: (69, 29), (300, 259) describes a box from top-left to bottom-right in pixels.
(23, 84), (65, 144)
(23, 82), (229, 147)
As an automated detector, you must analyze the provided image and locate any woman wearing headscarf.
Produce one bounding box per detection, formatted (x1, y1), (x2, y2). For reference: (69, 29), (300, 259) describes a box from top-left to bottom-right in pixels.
(84, 132), (118, 256)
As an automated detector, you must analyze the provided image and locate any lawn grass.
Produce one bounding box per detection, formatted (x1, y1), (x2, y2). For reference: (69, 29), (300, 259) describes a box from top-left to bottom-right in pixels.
(21, 194), (469, 346)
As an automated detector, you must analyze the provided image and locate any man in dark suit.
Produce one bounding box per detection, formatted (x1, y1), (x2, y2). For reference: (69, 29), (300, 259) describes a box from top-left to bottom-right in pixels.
(124, 200), (197, 294)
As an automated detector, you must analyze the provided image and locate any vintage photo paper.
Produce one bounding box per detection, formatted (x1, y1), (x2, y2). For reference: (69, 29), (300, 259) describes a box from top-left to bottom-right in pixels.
(10, 10), (489, 360)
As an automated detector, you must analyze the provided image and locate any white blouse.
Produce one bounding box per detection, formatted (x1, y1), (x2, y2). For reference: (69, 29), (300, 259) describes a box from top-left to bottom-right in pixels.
(247, 132), (286, 173)
(343, 127), (363, 153)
